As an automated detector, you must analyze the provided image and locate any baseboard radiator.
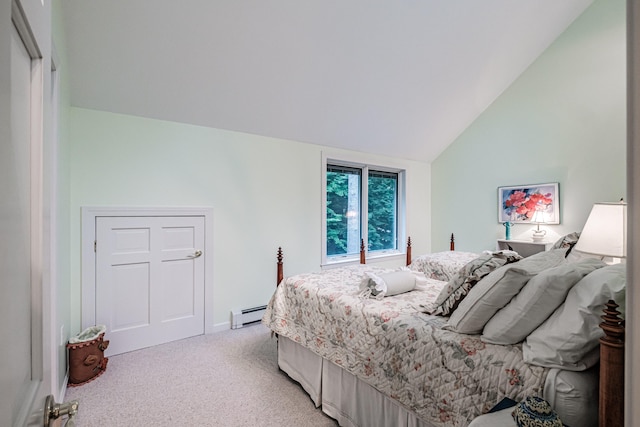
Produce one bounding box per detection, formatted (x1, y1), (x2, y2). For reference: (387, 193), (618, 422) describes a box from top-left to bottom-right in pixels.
(231, 305), (267, 329)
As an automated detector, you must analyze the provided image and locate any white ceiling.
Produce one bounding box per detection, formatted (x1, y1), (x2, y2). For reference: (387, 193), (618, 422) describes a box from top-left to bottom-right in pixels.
(60, 0), (593, 162)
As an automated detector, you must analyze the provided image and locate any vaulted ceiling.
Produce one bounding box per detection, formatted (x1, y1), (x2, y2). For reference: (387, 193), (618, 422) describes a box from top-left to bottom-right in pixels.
(60, 0), (593, 162)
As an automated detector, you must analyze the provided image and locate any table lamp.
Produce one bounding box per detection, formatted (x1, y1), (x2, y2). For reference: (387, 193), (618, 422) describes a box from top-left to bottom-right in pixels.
(573, 201), (627, 264)
(531, 210), (547, 242)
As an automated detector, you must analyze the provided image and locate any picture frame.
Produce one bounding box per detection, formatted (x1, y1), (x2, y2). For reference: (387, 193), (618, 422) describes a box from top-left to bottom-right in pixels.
(498, 183), (560, 224)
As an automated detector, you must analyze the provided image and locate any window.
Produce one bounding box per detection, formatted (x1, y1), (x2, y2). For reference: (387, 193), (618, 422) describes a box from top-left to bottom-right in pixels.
(367, 170), (398, 251)
(323, 158), (404, 264)
(326, 165), (362, 256)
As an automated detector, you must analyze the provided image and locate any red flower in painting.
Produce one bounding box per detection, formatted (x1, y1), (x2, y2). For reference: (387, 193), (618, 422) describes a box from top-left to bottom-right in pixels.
(504, 191), (526, 208)
(503, 188), (554, 221)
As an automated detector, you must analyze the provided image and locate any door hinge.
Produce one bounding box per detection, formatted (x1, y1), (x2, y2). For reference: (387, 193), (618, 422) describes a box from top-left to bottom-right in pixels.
(94, 240), (97, 252)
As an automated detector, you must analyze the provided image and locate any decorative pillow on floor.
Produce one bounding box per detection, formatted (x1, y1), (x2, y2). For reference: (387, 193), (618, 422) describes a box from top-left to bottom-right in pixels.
(424, 250), (521, 316)
(512, 396), (563, 427)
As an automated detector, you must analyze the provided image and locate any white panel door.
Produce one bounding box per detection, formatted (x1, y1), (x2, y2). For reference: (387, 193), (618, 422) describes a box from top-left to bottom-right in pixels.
(0, 18), (49, 427)
(96, 216), (205, 356)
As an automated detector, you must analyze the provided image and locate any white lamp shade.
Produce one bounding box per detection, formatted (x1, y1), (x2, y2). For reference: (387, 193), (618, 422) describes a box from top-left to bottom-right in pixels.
(531, 210), (546, 224)
(574, 202), (627, 258)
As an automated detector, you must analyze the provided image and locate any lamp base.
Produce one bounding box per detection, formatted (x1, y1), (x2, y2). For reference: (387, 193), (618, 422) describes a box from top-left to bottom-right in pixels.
(532, 229), (546, 242)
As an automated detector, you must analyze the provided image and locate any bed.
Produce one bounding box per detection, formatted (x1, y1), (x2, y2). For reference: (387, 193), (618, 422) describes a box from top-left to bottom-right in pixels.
(263, 238), (625, 427)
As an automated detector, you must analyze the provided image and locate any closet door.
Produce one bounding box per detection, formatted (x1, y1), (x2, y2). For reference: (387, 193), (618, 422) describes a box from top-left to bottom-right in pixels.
(95, 216), (205, 356)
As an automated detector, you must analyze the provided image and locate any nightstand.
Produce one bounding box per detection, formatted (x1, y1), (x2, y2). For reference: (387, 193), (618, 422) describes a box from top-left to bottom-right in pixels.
(496, 239), (553, 258)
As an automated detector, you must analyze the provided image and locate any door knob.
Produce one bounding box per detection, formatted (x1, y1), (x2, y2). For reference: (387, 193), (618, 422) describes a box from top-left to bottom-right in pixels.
(187, 250), (202, 258)
(44, 395), (79, 427)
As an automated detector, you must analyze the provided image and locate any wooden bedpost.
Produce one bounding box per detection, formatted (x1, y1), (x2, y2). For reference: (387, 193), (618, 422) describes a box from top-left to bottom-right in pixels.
(450, 233), (455, 251)
(360, 239), (366, 264)
(276, 247), (283, 287)
(599, 300), (625, 427)
(406, 236), (412, 266)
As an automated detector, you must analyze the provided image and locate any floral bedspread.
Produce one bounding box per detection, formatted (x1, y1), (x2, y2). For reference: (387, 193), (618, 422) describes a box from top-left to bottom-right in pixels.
(409, 251), (480, 282)
(263, 265), (548, 426)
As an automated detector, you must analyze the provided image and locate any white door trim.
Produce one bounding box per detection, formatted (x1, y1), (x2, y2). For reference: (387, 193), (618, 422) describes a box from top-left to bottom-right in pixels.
(81, 206), (215, 334)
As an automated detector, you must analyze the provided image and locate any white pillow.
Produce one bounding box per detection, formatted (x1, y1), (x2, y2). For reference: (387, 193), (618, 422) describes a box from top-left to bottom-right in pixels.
(359, 270), (416, 299)
(445, 249), (567, 334)
(425, 251), (521, 316)
(523, 264), (626, 370)
(482, 258), (606, 344)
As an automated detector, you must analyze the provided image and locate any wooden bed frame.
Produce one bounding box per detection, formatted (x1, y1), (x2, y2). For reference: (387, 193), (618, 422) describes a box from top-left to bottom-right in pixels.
(276, 236), (427, 285)
(273, 238), (626, 427)
(599, 300), (625, 426)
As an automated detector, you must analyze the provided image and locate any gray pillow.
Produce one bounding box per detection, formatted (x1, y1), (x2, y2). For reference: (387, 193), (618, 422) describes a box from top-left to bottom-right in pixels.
(445, 249), (568, 334)
(551, 231), (581, 254)
(523, 264), (626, 370)
(482, 258), (606, 345)
(425, 251), (521, 316)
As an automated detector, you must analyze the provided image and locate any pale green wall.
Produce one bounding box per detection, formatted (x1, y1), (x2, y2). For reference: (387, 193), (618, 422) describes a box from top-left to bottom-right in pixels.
(432, 0), (626, 253)
(52, 0), (72, 394)
(68, 108), (431, 331)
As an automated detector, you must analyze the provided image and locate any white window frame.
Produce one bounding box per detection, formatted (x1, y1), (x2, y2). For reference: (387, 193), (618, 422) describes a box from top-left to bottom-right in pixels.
(321, 153), (406, 267)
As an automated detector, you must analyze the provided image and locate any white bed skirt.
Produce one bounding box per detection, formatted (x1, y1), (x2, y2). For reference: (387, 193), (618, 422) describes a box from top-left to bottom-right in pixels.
(278, 336), (599, 427)
(279, 335), (437, 427)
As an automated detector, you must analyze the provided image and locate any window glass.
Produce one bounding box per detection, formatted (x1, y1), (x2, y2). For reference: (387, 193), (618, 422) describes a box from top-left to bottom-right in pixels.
(325, 162), (401, 260)
(368, 170), (398, 251)
(326, 165), (361, 256)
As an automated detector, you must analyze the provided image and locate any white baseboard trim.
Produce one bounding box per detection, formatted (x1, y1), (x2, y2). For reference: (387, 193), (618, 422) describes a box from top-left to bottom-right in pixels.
(210, 321), (231, 333)
(59, 370), (69, 401)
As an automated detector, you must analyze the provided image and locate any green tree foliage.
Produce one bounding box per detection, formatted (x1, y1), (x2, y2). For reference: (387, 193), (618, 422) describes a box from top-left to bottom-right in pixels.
(326, 169), (397, 256)
(368, 174), (396, 251)
(326, 171), (349, 255)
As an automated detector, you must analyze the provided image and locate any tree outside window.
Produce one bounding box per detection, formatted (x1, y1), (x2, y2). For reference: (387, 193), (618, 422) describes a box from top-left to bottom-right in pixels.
(326, 164), (399, 258)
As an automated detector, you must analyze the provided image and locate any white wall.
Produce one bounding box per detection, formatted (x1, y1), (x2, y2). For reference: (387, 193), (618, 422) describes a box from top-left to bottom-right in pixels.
(52, 0), (73, 395)
(68, 108), (431, 331)
(431, 0), (626, 253)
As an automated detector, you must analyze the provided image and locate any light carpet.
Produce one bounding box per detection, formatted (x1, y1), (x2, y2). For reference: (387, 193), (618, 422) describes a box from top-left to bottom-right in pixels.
(64, 324), (338, 427)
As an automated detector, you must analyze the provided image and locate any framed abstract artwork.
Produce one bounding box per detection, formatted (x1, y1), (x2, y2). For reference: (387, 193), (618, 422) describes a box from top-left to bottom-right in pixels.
(498, 183), (560, 224)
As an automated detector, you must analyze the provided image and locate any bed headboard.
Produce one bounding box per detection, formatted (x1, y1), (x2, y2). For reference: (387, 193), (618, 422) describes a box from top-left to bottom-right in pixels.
(275, 235), (456, 285)
(356, 237), (412, 266)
